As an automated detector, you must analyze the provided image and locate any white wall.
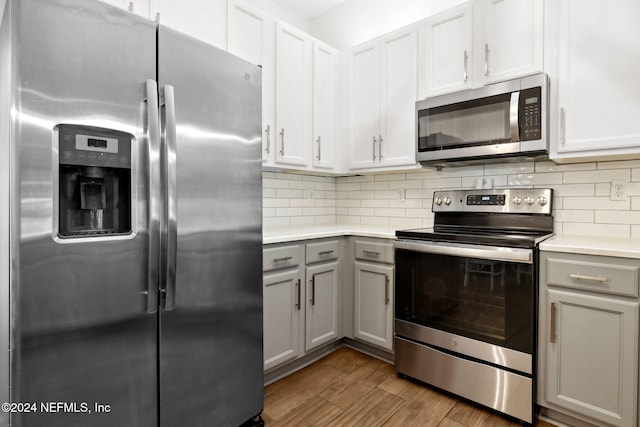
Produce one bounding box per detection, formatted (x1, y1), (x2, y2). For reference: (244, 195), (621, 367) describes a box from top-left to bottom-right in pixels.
(309, 0), (466, 49)
(243, 0), (309, 32)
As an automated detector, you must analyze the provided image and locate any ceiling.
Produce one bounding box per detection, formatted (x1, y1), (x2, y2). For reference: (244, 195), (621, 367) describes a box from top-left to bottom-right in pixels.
(273, 0), (350, 19)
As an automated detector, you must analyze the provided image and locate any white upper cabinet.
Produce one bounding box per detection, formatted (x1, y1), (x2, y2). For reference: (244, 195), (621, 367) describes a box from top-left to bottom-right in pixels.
(227, 0), (276, 165)
(476, 0), (543, 85)
(151, 0), (215, 45)
(348, 26), (417, 170)
(419, 4), (473, 97)
(549, 0), (640, 162)
(312, 41), (338, 170)
(275, 22), (312, 167)
(419, 0), (543, 98)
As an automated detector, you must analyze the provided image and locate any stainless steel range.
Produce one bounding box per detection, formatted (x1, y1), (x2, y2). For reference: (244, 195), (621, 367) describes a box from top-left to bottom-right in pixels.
(393, 188), (554, 425)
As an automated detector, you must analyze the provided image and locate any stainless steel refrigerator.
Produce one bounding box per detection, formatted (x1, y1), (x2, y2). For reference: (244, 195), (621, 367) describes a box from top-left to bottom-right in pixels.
(0, 0), (263, 426)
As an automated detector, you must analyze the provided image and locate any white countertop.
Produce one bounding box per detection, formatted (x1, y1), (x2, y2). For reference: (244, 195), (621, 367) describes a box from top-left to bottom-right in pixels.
(540, 235), (640, 259)
(263, 224), (397, 244)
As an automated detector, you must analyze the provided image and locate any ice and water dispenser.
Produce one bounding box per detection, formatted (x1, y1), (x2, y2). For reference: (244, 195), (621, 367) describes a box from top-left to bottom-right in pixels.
(57, 124), (132, 238)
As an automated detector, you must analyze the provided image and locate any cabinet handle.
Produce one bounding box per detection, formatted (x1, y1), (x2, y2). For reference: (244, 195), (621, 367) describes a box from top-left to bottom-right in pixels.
(379, 135), (383, 160)
(372, 136), (377, 161)
(264, 125), (271, 154)
(385, 276), (390, 305)
(279, 128), (285, 155)
(560, 107), (566, 147)
(310, 276), (316, 306)
(318, 250), (334, 255)
(484, 43), (490, 76)
(316, 136), (321, 161)
(550, 302), (556, 343)
(128, 1), (134, 12)
(569, 273), (609, 283)
(273, 256), (292, 263)
(296, 279), (301, 310)
(363, 250), (380, 257)
(463, 50), (468, 82)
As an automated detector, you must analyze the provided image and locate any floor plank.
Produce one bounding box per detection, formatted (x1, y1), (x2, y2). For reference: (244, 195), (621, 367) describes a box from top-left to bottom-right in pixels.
(263, 347), (558, 426)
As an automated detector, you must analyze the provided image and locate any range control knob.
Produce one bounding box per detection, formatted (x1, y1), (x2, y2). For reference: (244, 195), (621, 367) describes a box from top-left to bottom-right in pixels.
(443, 197), (452, 206)
(538, 196), (548, 206)
(435, 197), (443, 206)
(512, 196), (522, 206)
(524, 196), (535, 206)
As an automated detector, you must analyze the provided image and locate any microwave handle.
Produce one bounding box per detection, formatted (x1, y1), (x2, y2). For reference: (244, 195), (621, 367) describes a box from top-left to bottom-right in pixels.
(510, 91), (520, 142)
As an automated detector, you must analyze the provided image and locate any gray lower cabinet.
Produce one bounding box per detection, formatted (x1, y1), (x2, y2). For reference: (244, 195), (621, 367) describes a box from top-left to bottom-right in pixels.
(539, 251), (640, 427)
(263, 239), (341, 372)
(353, 239), (394, 351)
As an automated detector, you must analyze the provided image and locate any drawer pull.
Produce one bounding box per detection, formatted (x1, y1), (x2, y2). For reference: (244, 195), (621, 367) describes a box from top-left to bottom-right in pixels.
(295, 279), (301, 310)
(310, 276), (316, 306)
(385, 275), (390, 305)
(363, 250), (381, 257)
(273, 256), (293, 263)
(569, 273), (609, 283)
(318, 250), (334, 255)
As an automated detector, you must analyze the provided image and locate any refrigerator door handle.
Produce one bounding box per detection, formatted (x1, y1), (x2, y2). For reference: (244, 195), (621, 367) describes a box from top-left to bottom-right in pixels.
(160, 84), (178, 311)
(145, 79), (161, 314)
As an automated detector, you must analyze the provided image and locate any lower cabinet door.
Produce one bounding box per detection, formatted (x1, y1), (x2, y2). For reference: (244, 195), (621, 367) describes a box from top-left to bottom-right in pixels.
(263, 269), (302, 371)
(546, 289), (638, 427)
(305, 262), (339, 352)
(354, 261), (394, 350)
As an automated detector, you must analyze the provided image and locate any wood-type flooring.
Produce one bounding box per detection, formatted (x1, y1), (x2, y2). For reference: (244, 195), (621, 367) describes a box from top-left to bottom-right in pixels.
(263, 346), (557, 427)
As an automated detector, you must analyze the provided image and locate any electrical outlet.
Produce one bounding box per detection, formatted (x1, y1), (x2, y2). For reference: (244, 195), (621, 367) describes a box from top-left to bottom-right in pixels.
(610, 180), (627, 201)
(397, 189), (405, 200)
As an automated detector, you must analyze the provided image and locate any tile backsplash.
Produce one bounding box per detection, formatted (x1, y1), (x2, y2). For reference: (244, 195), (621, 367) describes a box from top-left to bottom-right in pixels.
(263, 159), (640, 238)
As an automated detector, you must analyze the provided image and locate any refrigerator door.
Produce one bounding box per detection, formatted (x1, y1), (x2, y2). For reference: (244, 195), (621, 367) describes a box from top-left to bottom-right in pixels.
(157, 26), (263, 426)
(10, 1), (158, 426)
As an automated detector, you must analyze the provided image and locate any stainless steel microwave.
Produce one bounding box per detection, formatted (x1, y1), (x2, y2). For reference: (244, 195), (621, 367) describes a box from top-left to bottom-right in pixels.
(416, 73), (548, 167)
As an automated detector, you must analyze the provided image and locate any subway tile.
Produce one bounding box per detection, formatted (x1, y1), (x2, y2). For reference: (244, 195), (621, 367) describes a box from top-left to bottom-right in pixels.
(263, 178), (290, 189)
(563, 169), (630, 184)
(315, 182), (336, 191)
(314, 215), (337, 225)
(337, 199), (361, 208)
(263, 217), (290, 227)
(276, 189), (304, 199)
(374, 208), (406, 217)
(405, 170), (441, 180)
(389, 180), (422, 190)
(361, 216), (390, 226)
(290, 216), (315, 226)
(563, 197), (630, 210)
(597, 160), (640, 170)
(389, 199), (422, 208)
(337, 183), (361, 191)
(423, 177), (463, 190)
(441, 165), (484, 178)
(347, 175), (375, 183)
(337, 215), (361, 225)
(375, 190), (403, 199)
(632, 225), (640, 238)
(263, 198), (289, 208)
(361, 199), (390, 208)
(374, 173), (406, 181)
(548, 184), (594, 197)
(279, 173), (303, 181)
(405, 208), (430, 218)
(303, 207), (327, 216)
(302, 175), (327, 182)
(534, 161), (596, 173)
(361, 181), (390, 191)
(554, 209), (594, 223)
(390, 217), (422, 229)
(484, 162), (535, 175)
(595, 210), (640, 225)
(632, 168), (640, 182)
(262, 208), (275, 218)
(262, 188), (276, 198)
(289, 199), (315, 208)
(348, 190), (375, 199)
(508, 173), (562, 186)
(290, 180), (316, 190)
(276, 207), (302, 217)
(348, 207), (375, 216)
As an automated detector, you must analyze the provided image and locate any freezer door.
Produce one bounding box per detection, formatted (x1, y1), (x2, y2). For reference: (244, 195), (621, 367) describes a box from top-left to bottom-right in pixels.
(9, 1), (158, 426)
(157, 26), (263, 426)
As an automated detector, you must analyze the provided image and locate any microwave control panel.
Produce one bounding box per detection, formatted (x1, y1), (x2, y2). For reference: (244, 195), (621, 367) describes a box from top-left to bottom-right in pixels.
(519, 87), (542, 141)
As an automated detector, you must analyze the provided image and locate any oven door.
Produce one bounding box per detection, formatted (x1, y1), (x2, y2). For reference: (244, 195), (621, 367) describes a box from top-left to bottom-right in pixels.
(394, 240), (535, 356)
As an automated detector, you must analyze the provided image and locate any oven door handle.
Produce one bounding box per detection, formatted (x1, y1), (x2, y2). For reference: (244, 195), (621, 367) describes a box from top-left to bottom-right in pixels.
(394, 240), (533, 264)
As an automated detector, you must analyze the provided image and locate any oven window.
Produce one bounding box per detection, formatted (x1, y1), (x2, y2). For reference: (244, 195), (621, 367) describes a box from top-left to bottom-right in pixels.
(395, 249), (534, 354)
(417, 93), (511, 152)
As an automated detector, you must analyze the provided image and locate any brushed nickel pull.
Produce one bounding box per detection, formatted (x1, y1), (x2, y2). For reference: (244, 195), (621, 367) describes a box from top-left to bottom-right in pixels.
(484, 43), (490, 76)
(264, 125), (271, 154)
(463, 50), (468, 82)
(363, 250), (380, 257)
(550, 302), (556, 343)
(385, 276), (390, 305)
(318, 250), (334, 255)
(379, 135), (383, 160)
(560, 108), (566, 147)
(372, 136), (377, 161)
(273, 256), (292, 263)
(310, 276), (316, 306)
(570, 273), (609, 283)
(279, 128), (285, 155)
(296, 279), (301, 310)
(316, 136), (321, 160)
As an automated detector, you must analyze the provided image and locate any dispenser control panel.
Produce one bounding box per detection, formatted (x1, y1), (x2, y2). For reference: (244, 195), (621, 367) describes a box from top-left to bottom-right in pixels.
(59, 125), (131, 168)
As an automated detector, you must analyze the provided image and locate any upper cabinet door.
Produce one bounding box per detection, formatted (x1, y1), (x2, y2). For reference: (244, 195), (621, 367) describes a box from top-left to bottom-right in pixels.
(379, 27), (417, 167)
(275, 23), (312, 167)
(312, 41), (337, 170)
(227, 0), (276, 164)
(420, 4), (473, 98)
(151, 0), (214, 45)
(551, 0), (640, 161)
(348, 42), (380, 169)
(478, 0), (543, 85)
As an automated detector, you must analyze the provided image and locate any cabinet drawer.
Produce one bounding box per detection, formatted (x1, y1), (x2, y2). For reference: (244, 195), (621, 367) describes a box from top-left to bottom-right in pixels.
(263, 245), (300, 272)
(355, 240), (394, 264)
(546, 256), (639, 298)
(306, 240), (339, 264)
